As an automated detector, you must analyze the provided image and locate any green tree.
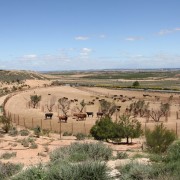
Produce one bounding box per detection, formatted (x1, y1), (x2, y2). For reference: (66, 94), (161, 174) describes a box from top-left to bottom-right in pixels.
(132, 81), (140, 87)
(145, 123), (176, 153)
(90, 117), (117, 142)
(30, 95), (41, 108)
(116, 115), (143, 144)
(0, 115), (11, 133)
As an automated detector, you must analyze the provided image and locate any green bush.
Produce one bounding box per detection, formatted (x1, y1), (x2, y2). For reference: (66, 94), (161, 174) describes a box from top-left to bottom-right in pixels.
(46, 161), (109, 180)
(12, 164), (46, 180)
(165, 140), (180, 162)
(119, 162), (154, 180)
(50, 142), (112, 162)
(0, 162), (22, 179)
(0, 152), (17, 159)
(33, 126), (41, 138)
(145, 123), (176, 153)
(75, 133), (86, 140)
(19, 129), (29, 136)
(116, 152), (128, 159)
(63, 131), (72, 136)
(8, 127), (18, 137)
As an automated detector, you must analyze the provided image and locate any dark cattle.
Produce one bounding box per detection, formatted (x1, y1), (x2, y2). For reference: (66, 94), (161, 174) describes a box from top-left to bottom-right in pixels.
(97, 112), (103, 117)
(59, 115), (68, 123)
(86, 112), (94, 117)
(45, 113), (53, 119)
(76, 113), (87, 121)
(74, 99), (78, 102)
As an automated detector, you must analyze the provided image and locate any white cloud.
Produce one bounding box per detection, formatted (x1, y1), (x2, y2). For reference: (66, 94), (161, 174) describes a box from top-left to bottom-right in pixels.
(22, 54), (37, 59)
(74, 36), (89, 40)
(125, 36), (144, 41)
(80, 48), (92, 57)
(158, 27), (180, 35)
(99, 34), (106, 38)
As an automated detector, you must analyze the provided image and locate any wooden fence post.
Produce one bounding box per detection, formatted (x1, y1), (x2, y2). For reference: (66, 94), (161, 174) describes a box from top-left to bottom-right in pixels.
(32, 118), (34, 128)
(176, 122), (178, 137)
(50, 119), (52, 131)
(59, 120), (62, 139)
(84, 122), (86, 135)
(24, 118), (26, 128)
(18, 115), (19, 125)
(72, 122), (73, 135)
(41, 119), (43, 129)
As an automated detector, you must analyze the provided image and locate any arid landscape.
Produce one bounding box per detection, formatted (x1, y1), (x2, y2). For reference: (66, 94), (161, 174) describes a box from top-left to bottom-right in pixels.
(0, 69), (180, 179)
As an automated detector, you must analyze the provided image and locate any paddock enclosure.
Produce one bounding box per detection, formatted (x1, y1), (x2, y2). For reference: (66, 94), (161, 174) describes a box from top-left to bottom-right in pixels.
(4, 86), (180, 136)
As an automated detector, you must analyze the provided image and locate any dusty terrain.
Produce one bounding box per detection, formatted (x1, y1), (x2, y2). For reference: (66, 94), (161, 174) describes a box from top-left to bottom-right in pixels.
(1, 82), (180, 168)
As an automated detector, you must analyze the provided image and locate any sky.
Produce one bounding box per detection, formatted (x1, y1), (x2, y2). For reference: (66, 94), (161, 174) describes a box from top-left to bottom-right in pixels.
(0, 0), (180, 71)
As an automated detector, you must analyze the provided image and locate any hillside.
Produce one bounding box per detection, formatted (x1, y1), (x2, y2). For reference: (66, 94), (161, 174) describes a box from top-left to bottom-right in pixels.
(0, 70), (47, 82)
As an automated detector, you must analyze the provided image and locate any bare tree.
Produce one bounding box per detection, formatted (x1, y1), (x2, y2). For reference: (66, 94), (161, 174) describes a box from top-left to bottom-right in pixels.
(99, 99), (117, 117)
(148, 102), (170, 122)
(58, 97), (71, 116)
(45, 95), (56, 112)
(76, 99), (86, 113)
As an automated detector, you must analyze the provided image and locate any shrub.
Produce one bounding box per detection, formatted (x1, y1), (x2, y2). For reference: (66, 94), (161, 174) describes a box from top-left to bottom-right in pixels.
(63, 131), (72, 136)
(0, 152), (17, 159)
(116, 152), (128, 159)
(42, 129), (50, 137)
(165, 140), (180, 162)
(19, 129), (29, 136)
(75, 133), (86, 140)
(0, 116), (11, 133)
(0, 162), (22, 179)
(145, 123), (176, 153)
(46, 161), (109, 180)
(119, 162), (154, 180)
(29, 142), (38, 149)
(12, 164), (46, 180)
(8, 127), (18, 136)
(34, 126), (41, 138)
(50, 142), (112, 162)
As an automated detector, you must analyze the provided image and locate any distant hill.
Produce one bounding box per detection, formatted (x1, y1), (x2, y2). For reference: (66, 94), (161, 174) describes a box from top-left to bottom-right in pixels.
(0, 70), (46, 82)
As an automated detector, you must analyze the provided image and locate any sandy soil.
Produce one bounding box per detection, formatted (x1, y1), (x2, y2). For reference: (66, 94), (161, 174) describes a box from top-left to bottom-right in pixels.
(1, 85), (180, 168)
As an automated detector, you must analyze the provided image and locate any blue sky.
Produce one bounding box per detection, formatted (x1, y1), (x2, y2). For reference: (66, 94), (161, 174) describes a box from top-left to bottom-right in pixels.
(0, 0), (180, 71)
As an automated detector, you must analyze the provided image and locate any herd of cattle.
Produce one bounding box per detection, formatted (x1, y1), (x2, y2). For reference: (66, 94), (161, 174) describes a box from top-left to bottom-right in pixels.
(45, 111), (104, 123)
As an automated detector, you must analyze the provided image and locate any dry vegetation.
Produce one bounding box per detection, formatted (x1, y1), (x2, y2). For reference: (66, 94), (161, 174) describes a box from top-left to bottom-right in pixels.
(0, 69), (180, 179)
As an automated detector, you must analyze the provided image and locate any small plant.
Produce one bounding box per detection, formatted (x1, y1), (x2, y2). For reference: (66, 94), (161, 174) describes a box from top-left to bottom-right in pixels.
(75, 133), (86, 140)
(0, 152), (17, 159)
(0, 115), (11, 133)
(21, 138), (29, 147)
(116, 151), (128, 159)
(29, 142), (38, 149)
(42, 129), (50, 137)
(8, 127), (18, 137)
(19, 129), (29, 136)
(63, 131), (72, 136)
(0, 162), (22, 179)
(33, 126), (41, 138)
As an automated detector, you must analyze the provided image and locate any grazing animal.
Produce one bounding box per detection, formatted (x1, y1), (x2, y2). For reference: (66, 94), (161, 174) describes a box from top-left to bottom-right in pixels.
(45, 113), (53, 119)
(86, 112), (94, 117)
(58, 115), (68, 123)
(97, 112), (103, 118)
(75, 113), (87, 121)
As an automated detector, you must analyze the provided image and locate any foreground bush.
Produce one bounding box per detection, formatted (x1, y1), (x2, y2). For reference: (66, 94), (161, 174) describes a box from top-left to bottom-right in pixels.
(50, 142), (112, 162)
(47, 161), (109, 180)
(0, 161), (22, 179)
(165, 140), (180, 162)
(12, 164), (46, 180)
(145, 123), (176, 153)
